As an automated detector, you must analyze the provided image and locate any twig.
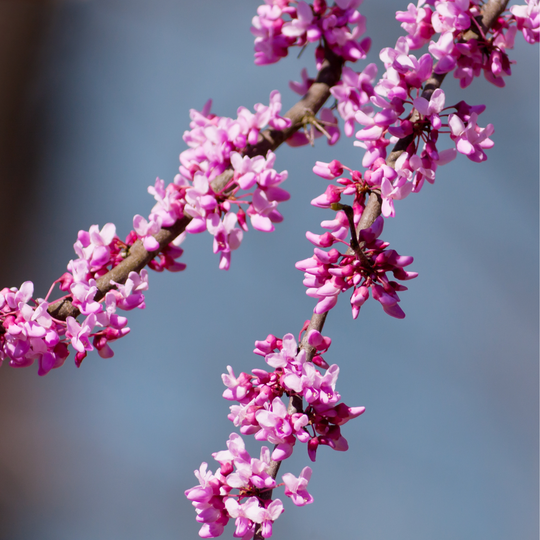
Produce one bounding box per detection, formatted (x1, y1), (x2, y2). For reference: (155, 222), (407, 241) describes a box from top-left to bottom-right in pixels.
(47, 48), (344, 321)
(253, 4), (510, 537)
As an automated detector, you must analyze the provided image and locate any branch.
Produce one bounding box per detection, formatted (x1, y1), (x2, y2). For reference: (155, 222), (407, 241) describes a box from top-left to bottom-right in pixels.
(375, 0), (509, 224)
(254, 3), (511, 535)
(48, 216), (192, 320)
(253, 310), (327, 540)
(245, 47), (344, 158)
(47, 49), (344, 321)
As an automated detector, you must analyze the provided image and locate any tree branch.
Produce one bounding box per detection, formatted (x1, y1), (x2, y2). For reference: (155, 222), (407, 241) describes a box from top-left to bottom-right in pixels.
(374, 0), (509, 223)
(47, 49), (344, 321)
(253, 310), (327, 540)
(254, 4), (510, 536)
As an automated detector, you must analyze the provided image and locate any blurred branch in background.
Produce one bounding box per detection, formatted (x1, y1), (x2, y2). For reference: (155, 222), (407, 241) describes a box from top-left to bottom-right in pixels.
(0, 0), (56, 283)
(0, 2), (56, 537)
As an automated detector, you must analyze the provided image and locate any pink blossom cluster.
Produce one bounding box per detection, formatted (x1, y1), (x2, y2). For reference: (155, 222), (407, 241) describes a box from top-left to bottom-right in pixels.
(0, 282), (69, 376)
(109, 92), (293, 273)
(349, 41), (496, 184)
(62, 223), (153, 363)
(225, 330), (364, 461)
(297, 209), (417, 319)
(356, 96), (492, 215)
(0, 222), (167, 375)
(394, 0), (533, 88)
(329, 62), (378, 136)
(176, 93), (292, 268)
(186, 328), (364, 537)
(0, 91), (297, 374)
(250, 2), (534, 154)
(291, 1), (539, 158)
(274, 1), (509, 158)
(128, 93), (292, 272)
(185, 434), (313, 539)
(311, 33), (498, 217)
(510, 0), (539, 44)
(0, 212), (189, 375)
(251, 0), (371, 66)
(114, 92), (294, 272)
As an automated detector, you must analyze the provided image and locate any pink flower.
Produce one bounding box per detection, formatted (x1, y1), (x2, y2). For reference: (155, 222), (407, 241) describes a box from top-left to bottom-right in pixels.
(184, 174), (216, 234)
(212, 432), (251, 467)
(289, 67), (315, 95)
(74, 223), (116, 270)
(244, 498), (284, 539)
(282, 1), (319, 40)
(224, 497), (257, 538)
(282, 466), (314, 506)
(255, 398), (293, 441)
(230, 153), (267, 190)
(413, 87), (445, 130)
(111, 270), (149, 310)
(448, 112), (495, 162)
(330, 64), (377, 136)
(66, 314), (96, 354)
(429, 31), (458, 73)
(396, 1), (435, 49)
(148, 177), (184, 227)
(511, 1), (540, 44)
(248, 188), (282, 232)
(432, 0), (471, 34)
(206, 213), (243, 271)
(70, 279), (101, 315)
(222, 366), (253, 402)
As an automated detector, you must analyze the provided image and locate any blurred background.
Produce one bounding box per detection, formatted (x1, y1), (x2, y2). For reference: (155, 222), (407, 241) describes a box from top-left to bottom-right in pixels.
(0, 1), (537, 539)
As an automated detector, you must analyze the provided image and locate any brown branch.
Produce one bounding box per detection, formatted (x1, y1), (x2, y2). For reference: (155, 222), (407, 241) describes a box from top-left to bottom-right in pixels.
(47, 49), (344, 321)
(245, 46), (344, 158)
(255, 4), (510, 536)
(48, 216), (192, 320)
(463, 0), (509, 40)
(253, 310), (327, 540)
(373, 0), (509, 224)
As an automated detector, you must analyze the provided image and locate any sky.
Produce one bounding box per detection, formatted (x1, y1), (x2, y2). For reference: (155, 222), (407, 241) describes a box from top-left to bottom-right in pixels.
(0, 1), (538, 540)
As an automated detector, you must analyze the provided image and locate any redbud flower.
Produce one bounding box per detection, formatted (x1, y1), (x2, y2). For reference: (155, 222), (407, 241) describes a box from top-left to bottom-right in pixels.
(282, 466), (314, 506)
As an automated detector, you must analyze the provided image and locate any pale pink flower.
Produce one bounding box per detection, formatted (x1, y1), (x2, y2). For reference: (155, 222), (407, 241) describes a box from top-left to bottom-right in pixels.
(206, 213), (243, 271)
(289, 67), (314, 95)
(282, 466), (314, 506)
(74, 223), (116, 269)
(511, 0), (540, 44)
(282, 1), (318, 40)
(66, 314), (96, 354)
(448, 112), (495, 162)
(224, 497), (257, 538)
(244, 498), (284, 538)
(413, 87), (446, 130)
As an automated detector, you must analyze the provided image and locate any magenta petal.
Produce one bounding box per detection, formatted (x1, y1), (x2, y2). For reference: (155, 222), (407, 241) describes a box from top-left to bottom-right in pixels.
(286, 131), (310, 147)
(185, 218), (207, 233)
(38, 352), (55, 376)
(265, 187), (290, 202)
(251, 214), (274, 232)
(314, 295), (338, 314)
(143, 236), (160, 251)
(271, 443), (293, 461)
(382, 302), (406, 319)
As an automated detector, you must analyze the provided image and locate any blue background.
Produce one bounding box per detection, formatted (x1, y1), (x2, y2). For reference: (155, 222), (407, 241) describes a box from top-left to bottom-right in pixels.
(0, 1), (537, 539)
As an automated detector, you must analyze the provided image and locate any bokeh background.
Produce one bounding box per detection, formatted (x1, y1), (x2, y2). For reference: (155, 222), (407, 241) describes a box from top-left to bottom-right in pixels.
(0, 1), (537, 539)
